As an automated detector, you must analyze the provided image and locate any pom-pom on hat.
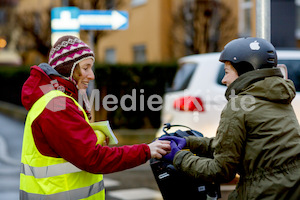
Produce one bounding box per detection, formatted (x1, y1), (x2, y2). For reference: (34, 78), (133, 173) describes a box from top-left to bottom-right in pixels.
(48, 35), (95, 79)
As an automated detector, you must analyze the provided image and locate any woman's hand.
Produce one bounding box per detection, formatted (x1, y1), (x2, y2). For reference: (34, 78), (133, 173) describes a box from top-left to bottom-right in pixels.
(148, 140), (171, 159)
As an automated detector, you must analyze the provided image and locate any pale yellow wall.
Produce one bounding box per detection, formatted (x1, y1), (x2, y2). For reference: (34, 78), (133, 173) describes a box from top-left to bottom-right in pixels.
(159, 0), (172, 62)
(97, 0), (165, 63)
(17, 0), (60, 11)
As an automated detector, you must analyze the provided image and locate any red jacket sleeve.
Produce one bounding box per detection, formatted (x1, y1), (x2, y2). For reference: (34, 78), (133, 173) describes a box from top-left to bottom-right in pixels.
(32, 96), (151, 174)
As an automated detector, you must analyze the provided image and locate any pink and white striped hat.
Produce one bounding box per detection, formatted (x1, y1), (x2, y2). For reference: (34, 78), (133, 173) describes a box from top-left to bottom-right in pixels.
(48, 35), (95, 78)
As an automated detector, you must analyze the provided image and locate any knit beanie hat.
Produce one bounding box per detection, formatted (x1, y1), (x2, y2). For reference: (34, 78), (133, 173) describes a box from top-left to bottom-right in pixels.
(48, 35), (95, 79)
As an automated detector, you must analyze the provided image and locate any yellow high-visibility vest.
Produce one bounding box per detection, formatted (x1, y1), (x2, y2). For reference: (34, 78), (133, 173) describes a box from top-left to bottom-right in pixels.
(20, 90), (105, 200)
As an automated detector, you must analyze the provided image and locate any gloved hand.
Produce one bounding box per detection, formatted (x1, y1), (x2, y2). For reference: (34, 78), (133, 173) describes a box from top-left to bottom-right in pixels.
(163, 140), (180, 162)
(159, 136), (187, 149)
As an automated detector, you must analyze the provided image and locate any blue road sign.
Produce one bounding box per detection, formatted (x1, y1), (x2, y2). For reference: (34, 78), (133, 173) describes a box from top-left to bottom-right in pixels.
(51, 7), (129, 31)
(79, 10), (129, 30)
(50, 7), (129, 45)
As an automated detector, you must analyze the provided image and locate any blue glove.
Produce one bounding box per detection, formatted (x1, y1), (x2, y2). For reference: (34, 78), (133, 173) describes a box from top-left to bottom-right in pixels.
(163, 140), (180, 162)
(159, 136), (187, 149)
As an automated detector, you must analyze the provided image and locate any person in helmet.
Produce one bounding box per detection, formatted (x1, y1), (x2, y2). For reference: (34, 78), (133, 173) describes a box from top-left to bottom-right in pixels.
(161, 37), (300, 199)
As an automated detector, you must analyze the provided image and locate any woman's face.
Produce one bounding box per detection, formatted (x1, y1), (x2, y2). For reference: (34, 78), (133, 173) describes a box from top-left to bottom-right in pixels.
(73, 58), (95, 89)
(221, 61), (239, 87)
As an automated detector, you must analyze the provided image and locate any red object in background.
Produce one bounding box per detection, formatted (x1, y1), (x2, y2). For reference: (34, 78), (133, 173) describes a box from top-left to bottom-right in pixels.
(173, 96), (205, 112)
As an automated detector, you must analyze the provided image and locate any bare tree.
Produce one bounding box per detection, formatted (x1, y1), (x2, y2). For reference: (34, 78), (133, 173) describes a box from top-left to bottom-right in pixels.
(171, 0), (237, 57)
(15, 9), (52, 63)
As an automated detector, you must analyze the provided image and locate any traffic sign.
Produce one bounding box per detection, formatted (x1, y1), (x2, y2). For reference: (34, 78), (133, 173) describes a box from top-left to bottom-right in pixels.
(79, 10), (129, 30)
(51, 7), (129, 45)
(51, 7), (129, 32)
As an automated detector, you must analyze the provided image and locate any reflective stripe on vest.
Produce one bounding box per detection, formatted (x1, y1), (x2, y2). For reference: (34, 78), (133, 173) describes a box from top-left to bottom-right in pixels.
(20, 162), (82, 178)
(20, 90), (104, 200)
(20, 180), (104, 200)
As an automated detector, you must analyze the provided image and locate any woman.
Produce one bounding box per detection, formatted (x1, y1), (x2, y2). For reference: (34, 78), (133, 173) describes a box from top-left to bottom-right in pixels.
(162, 37), (300, 199)
(20, 35), (170, 200)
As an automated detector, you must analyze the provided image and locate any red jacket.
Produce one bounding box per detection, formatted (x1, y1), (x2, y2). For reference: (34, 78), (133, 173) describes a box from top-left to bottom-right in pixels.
(21, 65), (151, 174)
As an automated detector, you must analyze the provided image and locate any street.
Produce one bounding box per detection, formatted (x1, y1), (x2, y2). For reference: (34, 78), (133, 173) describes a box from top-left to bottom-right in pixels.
(104, 164), (163, 200)
(0, 113), (23, 200)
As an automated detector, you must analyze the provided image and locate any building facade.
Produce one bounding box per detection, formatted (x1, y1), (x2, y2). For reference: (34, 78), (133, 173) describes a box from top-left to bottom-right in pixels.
(0, 0), (299, 65)
(95, 0), (300, 64)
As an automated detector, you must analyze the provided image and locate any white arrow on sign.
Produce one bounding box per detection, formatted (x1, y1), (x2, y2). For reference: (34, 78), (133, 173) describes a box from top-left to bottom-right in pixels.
(79, 10), (128, 30)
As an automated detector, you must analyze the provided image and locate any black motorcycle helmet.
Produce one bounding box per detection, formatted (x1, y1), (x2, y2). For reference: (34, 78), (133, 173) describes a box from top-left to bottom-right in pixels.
(219, 37), (277, 76)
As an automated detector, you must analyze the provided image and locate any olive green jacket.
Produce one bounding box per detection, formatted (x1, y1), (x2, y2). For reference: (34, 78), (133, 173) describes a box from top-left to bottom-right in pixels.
(174, 68), (300, 200)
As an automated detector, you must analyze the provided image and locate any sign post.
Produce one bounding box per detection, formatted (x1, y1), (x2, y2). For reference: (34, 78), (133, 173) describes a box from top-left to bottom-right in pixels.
(256, 0), (271, 41)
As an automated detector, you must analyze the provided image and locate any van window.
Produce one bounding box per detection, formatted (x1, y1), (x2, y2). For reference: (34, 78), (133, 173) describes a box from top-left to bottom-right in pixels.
(279, 60), (300, 91)
(172, 62), (197, 91)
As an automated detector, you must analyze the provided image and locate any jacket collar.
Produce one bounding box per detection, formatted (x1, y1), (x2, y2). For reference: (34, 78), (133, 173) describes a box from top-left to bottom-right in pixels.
(225, 68), (283, 100)
(22, 64), (78, 111)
